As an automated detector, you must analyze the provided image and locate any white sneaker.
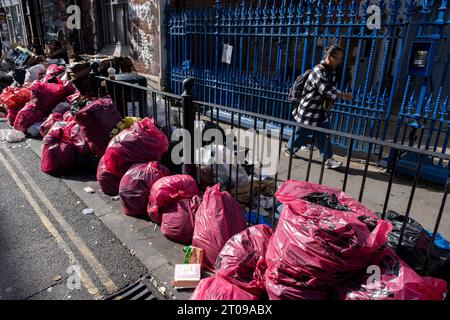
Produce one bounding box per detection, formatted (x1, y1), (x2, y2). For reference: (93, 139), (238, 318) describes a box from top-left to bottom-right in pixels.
(283, 145), (300, 159)
(325, 158), (343, 170)
(301, 144), (318, 151)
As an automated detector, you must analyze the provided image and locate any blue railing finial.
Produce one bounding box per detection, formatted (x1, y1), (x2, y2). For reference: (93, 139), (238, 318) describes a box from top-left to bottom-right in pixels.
(326, 0), (334, 17)
(368, 87), (374, 102)
(440, 96), (449, 120)
(349, 0), (358, 14)
(240, 0), (247, 19)
(390, 0), (401, 15)
(382, 88), (387, 100)
(256, 0), (263, 14)
(361, 0), (371, 14)
(407, 92), (416, 114)
(433, 87), (444, 119)
(425, 94), (433, 115)
(405, 0), (416, 17)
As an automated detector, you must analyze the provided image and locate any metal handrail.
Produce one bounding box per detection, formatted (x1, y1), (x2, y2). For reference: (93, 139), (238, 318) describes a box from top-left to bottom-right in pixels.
(97, 75), (450, 162)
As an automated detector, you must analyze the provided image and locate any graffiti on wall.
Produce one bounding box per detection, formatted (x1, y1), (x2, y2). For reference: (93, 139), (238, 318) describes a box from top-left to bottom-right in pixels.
(129, 0), (160, 77)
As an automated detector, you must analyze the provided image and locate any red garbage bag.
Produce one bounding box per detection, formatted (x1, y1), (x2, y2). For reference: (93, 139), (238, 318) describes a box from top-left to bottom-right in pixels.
(29, 81), (70, 113)
(338, 248), (448, 300)
(191, 276), (259, 301)
(74, 97), (122, 158)
(40, 113), (63, 138)
(0, 87), (32, 125)
(63, 110), (74, 122)
(7, 108), (20, 126)
(14, 103), (48, 132)
(265, 180), (392, 300)
(147, 174), (200, 223)
(41, 126), (77, 175)
(0, 87), (31, 110)
(104, 118), (169, 176)
(43, 64), (65, 83)
(193, 184), (247, 272)
(216, 225), (274, 298)
(119, 162), (171, 217)
(66, 92), (81, 105)
(64, 121), (92, 156)
(160, 196), (202, 245)
(97, 156), (122, 196)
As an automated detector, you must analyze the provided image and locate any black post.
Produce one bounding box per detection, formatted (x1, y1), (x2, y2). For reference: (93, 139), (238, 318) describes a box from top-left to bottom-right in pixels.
(90, 61), (101, 98)
(182, 78), (196, 177)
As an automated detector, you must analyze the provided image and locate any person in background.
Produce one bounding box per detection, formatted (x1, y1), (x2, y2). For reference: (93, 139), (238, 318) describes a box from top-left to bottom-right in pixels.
(46, 40), (69, 64)
(284, 45), (353, 170)
(31, 38), (45, 56)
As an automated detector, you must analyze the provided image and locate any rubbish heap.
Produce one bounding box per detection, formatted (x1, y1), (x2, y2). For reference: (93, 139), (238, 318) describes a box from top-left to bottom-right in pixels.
(1, 61), (448, 301)
(190, 180), (449, 301)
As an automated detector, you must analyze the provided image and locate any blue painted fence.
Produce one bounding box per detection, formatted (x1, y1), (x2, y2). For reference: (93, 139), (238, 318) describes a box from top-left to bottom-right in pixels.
(167, 0), (450, 163)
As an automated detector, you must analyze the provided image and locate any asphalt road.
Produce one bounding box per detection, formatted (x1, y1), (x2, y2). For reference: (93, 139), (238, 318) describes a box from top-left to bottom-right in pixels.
(0, 123), (151, 300)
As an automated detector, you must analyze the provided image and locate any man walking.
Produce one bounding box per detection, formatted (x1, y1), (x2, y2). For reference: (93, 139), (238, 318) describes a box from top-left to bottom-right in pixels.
(284, 45), (353, 169)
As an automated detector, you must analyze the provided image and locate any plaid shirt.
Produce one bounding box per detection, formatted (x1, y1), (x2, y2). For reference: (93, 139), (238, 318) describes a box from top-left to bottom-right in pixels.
(292, 61), (341, 126)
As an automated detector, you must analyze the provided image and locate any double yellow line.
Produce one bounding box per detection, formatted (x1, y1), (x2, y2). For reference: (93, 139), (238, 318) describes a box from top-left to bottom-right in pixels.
(0, 146), (118, 299)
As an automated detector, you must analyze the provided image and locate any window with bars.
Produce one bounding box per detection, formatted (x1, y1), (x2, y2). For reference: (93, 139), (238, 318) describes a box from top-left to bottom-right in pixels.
(100, 0), (130, 46)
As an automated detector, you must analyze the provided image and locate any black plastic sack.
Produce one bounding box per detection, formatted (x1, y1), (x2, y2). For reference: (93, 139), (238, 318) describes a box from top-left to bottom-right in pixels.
(381, 210), (450, 281)
(302, 192), (352, 212)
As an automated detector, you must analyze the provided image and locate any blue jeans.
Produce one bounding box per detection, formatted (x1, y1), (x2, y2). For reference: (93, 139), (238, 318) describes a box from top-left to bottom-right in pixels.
(287, 122), (334, 160)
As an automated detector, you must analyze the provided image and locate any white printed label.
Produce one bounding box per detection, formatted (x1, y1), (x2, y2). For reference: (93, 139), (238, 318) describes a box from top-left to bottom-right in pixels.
(222, 44), (233, 64)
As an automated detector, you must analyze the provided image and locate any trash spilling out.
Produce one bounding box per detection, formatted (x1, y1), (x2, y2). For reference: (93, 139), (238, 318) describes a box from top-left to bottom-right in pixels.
(83, 208), (95, 216)
(84, 187), (96, 194)
(3, 57), (445, 301)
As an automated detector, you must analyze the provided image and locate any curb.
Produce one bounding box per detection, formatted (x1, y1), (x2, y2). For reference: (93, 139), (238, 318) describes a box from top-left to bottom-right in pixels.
(26, 138), (192, 300)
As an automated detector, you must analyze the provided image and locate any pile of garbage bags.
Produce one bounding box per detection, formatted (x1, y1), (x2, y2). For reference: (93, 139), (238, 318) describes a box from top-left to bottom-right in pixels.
(2, 65), (76, 135)
(40, 95), (121, 175)
(190, 180), (449, 300)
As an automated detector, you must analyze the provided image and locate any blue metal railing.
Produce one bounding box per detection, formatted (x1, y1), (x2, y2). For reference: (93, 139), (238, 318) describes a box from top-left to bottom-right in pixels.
(166, 0), (450, 179)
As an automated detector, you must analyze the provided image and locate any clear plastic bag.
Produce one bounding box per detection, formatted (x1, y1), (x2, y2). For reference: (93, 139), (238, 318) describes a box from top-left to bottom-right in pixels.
(0, 129), (26, 143)
(196, 144), (250, 188)
(147, 97), (179, 128)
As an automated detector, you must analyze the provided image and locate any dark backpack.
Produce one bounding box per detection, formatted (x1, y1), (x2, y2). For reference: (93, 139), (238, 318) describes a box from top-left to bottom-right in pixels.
(288, 69), (312, 103)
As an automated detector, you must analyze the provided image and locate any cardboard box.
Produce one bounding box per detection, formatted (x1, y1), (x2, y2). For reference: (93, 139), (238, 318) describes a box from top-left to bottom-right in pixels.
(172, 264), (201, 290)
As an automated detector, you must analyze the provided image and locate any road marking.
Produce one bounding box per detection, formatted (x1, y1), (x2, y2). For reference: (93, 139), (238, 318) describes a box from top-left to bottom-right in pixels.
(1, 147), (118, 294)
(0, 150), (102, 299)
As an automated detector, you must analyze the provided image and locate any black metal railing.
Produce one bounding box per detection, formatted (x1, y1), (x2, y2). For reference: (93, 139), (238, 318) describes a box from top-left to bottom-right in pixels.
(94, 74), (450, 278)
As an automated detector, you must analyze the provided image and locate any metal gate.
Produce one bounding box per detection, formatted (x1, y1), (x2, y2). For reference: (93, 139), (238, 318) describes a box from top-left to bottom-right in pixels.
(167, 0), (450, 159)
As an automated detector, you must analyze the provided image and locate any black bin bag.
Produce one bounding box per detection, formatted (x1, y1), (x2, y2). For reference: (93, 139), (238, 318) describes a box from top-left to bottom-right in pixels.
(380, 210), (450, 282)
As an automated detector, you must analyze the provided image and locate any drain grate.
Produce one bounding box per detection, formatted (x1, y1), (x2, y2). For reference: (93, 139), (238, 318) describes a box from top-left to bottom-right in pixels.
(104, 274), (159, 300)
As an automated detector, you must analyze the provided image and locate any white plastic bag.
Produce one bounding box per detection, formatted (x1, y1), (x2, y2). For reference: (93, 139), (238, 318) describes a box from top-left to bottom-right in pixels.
(148, 98), (179, 128)
(196, 144), (250, 187)
(0, 129), (26, 143)
(24, 64), (47, 83)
